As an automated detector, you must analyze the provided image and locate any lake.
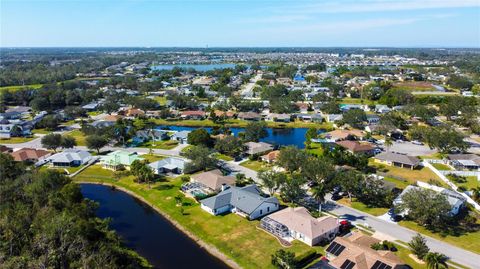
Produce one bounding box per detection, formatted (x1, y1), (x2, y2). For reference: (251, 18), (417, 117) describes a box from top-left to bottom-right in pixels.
(151, 63), (239, 71)
(157, 126), (322, 148)
(80, 184), (230, 269)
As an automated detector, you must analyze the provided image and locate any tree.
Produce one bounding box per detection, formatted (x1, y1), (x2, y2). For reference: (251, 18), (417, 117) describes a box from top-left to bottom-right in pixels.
(36, 114), (61, 131)
(280, 174), (306, 203)
(258, 170), (286, 195)
(86, 135), (109, 154)
(408, 233), (430, 260)
(342, 109), (367, 129)
(397, 188), (451, 228)
(304, 128), (318, 149)
(335, 170), (363, 202)
(41, 133), (62, 152)
(214, 136), (245, 157)
(384, 136), (393, 151)
(311, 183), (327, 212)
(425, 126), (468, 154)
(244, 121), (268, 142)
(187, 128), (213, 147)
(183, 145), (217, 173)
(130, 160), (155, 186)
(271, 249), (297, 269)
(60, 135), (77, 149)
(424, 252), (449, 269)
(277, 146), (308, 173)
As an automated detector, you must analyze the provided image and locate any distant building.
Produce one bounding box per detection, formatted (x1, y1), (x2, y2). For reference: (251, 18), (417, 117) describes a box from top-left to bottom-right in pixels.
(374, 152), (421, 170)
(244, 141), (274, 156)
(171, 130), (190, 144)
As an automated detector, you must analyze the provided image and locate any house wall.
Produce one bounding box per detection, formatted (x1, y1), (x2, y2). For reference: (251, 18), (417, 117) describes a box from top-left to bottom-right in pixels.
(201, 203), (231, 216)
(247, 202), (279, 220)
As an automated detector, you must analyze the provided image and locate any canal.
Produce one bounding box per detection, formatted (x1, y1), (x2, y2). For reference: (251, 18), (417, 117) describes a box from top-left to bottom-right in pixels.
(80, 184), (230, 269)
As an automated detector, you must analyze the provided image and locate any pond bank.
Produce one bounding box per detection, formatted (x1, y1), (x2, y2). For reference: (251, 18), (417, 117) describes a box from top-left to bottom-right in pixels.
(78, 181), (240, 269)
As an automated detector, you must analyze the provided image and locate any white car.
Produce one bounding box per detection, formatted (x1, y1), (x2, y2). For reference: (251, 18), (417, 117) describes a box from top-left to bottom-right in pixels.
(412, 140), (424, 145)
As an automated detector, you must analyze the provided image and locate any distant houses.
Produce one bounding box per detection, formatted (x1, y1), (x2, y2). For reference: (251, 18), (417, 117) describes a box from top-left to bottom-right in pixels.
(200, 184), (279, 220)
(10, 148), (51, 163)
(374, 152), (421, 170)
(244, 141), (274, 156)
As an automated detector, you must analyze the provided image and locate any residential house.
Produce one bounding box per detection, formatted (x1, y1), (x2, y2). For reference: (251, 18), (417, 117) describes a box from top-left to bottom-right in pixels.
(149, 157), (188, 175)
(336, 140), (376, 155)
(181, 111), (206, 120)
(375, 105), (392, 114)
(374, 152), (421, 170)
(91, 120), (116, 128)
(100, 150), (143, 170)
(5, 106), (32, 115)
(393, 185), (466, 216)
(237, 112), (262, 121)
(446, 154), (480, 171)
(296, 103), (309, 113)
(191, 169), (236, 192)
(200, 184), (279, 220)
(125, 108), (145, 118)
(0, 119), (32, 138)
(266, 113), (291, 122)
(171, 131), (190, 144)
(324, 231), (404, 269)
(214, 110), (235, 119)
(245, 141), (274, 156)
(261, 207), (340, 246)
(82, 102), (99, 111)
(261, 150), (280, 163)
(324, 129), (365, 142)
(133, 130), (169, 145)
(366, 114), (380, 124)
(47, 149), (92, 167)
(324, 114), (343, 123)
(10, 148), (51, 163)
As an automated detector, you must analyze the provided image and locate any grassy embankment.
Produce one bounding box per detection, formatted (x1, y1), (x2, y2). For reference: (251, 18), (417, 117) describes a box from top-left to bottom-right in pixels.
(73, 165), (321, 269)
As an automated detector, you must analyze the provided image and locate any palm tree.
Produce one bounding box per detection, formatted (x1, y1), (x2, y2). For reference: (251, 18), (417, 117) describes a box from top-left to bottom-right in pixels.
(384, 136), (393, 152)
(471, 187), (480, 203)
(311, 183), (327, 213)
(424, 252), (448, 269)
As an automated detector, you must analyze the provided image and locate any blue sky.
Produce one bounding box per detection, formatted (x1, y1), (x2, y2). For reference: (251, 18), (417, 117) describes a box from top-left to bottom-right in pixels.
(1, 0), (479, 47)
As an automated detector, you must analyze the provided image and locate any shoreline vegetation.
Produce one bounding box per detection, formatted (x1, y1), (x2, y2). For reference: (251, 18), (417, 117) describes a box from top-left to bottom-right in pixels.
(77, 181), (241, 269)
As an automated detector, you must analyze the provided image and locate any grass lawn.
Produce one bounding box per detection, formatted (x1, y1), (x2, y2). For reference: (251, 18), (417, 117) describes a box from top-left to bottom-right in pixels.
(39, 165), (84, 175)
(240, 160), (270, 172)
(450, 175), (480, 190)
(73, 165), (320, 269)
(393, 243), (427, 269)
(399, 220), (480, 254)
(0, 136), (36, 144)
(31, 128), (52, 135)
(339, 97), (376, 105)
(392, 81), (435, 92)
(369, 160), (446, 187)
(214, 153), (234, 161)
(337, 198), (389, 216)
(67, 130), (87, 146)
(431, 163), (452, 171)
(87, 111), (102, 116)
(153, 96), (167, 105)
(0, 83), (43, 92)
(306, 142), (324, 156)
(383, 176), (410, 189)
(139, 154), (166, 162)
(138, 140), (179, 150)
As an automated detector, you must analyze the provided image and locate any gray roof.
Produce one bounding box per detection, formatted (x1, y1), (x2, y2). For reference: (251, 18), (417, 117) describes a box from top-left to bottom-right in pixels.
(375, 152), (420, 166)
(244, 142), (274, 155)
(201, 184), (279, 214)
(172, 130), (190, 139)
(48, 149), (91, 163)
(149, 157), (187, 170)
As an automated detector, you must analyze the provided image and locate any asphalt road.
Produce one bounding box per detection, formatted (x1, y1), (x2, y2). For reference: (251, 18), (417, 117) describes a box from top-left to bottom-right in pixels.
(323, 195), (480, 269)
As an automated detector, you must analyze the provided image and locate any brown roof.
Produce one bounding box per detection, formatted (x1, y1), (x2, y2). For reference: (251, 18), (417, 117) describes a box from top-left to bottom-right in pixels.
(261, 150), (280, 162)
(267, 207), (339, 239)
(326, 129), (365, 140)
(336, 140), (375, 153)
(0, 145), (12, 153)
(191, 169), (236, 191)
(214, 110), (235, 118)
(103, 114), (123, 122)
(328, 231), (404, 269)
(10, 148), (51, 162)
(126, 108), (145, 116)
(181, 110), (206, 116)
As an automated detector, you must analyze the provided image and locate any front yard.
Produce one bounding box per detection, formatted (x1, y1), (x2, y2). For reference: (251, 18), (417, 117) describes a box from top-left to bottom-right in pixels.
(0, 136), (36, 144)
(369, 160), (446, 187)
(336, 198), (389, 216)
(67, 130), (87, 146)
(137, 140), (179, 150)
(240, 160), (271, 172)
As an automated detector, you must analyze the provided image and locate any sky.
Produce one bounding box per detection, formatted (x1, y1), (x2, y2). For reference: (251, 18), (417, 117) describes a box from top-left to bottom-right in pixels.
(1, 0), (480, 47)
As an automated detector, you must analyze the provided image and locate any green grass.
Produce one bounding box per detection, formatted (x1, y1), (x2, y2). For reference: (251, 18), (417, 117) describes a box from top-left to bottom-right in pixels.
(383, 176), (410, 189)
(0, 83), (43, 92)
(214, 153), (233, 161)
(306, 142), (324, 156)
(453, 176), (479, 190)
(153, 96), (167, 105)
(67, 130), (87, 146)
(31, 128), (52, 135)
(39, 165), (84, 175)
(431, 163), (452, 171)
(339, 97), (376, 105)
(240, 160), (270, 172)
(369, 160), (446, 187)
(0, 136), (36, 144)
(393, 243), (427, 269)
(87, 111), (102, 116)
(337, 198), (389, 216)
(139, 154), (166, 162)
(399, 220), (480, 254)
(137, 140), (179, 150)
(73, 165), (320, 269)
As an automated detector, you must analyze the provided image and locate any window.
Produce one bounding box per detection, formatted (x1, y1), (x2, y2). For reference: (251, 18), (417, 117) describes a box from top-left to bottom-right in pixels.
(267, 207), (270, 212)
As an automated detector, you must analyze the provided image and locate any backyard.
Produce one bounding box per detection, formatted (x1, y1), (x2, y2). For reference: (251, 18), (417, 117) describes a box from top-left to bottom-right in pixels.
(0, 136), (36, 144)
(369, 160), (446, 187)
(73, 165), (322, 269)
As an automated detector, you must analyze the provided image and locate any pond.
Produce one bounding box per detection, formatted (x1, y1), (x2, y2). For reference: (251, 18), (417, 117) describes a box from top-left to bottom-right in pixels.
(151, 63), (239, 71)
(157, 126), (323, 148)
(80, 184), (230, 269)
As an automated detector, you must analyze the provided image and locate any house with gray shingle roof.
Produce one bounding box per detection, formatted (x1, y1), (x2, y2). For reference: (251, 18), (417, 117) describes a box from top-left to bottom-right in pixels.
(374, 151), (421, 170)
(200, 184), (279, 220)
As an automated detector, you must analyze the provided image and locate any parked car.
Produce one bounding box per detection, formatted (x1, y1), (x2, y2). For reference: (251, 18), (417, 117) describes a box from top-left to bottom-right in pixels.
(412, 140), (424, 145)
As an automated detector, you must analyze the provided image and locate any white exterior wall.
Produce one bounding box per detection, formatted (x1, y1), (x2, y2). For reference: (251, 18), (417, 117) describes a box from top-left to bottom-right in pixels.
(248, 202), (279, 220)
(200, 203), (231, 216)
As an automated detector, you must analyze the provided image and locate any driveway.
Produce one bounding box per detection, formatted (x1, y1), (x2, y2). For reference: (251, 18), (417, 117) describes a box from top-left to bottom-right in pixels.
(386, 141), (437, 156)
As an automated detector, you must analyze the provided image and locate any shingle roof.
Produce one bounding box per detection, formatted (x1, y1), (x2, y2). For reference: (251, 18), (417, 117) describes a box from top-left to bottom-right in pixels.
(374, 152), (420, 166)
(191, 169), (235, 191)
